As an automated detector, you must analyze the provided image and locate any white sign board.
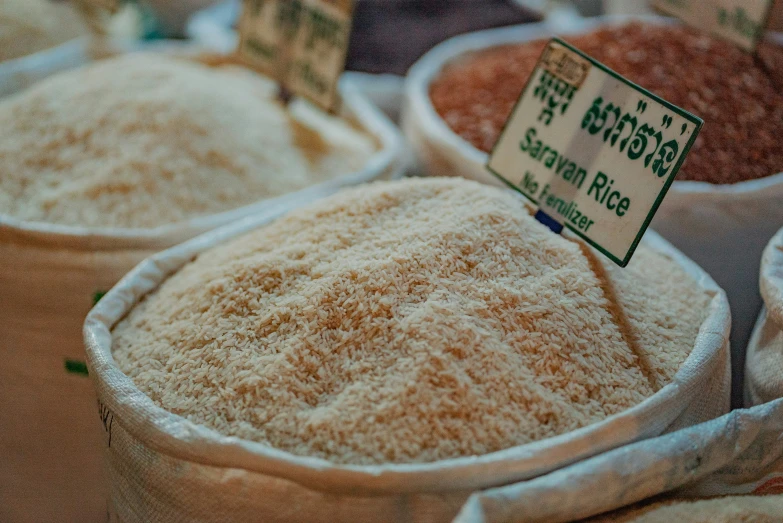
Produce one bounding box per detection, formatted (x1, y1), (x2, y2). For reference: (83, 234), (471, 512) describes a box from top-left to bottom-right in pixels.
(652, 0), (775, 52)
(238, 0), (355, 111)
(487, 39), (703, 267)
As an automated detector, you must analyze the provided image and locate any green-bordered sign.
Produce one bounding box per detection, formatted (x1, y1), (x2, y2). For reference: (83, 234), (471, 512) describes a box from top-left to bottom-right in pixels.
(486, 38), (703, 267)
(238, 0), (356, 112)
(652, 0), (775, 52)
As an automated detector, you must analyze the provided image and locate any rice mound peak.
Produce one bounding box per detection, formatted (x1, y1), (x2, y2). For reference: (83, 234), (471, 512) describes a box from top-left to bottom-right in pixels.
(113, 178), (711, 465)
(0, 52), (375, 229)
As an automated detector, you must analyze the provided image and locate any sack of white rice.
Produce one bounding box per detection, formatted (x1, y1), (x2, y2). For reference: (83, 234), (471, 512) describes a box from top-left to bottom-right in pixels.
(0, 0), (93, 63)
(0, 0), (145, 97)
(402, 16), (783, 407)
(454, 396), (783, 523)
(453, 230), (783, 522)
(0, 50), (402, 523)
(745, 226), (783, 407)
(84, 177), (729, 522)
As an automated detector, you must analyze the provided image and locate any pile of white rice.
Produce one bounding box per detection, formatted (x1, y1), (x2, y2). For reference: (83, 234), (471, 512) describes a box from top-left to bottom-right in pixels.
(112, 178), (710, 465)
(0, 53), (375, 228)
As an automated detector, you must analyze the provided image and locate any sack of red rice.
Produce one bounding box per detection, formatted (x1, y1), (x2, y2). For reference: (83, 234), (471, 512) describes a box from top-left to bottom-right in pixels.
(402, 16), (783, 407)
(0, 49), (402, 523)
(84, 177), (729, 523)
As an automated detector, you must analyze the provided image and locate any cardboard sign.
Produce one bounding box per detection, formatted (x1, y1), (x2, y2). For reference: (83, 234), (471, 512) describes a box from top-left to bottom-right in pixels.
(238, 0), (355, 111)
(652, 0), (775, 52)
(69, 0), (120, 37)
(486, 39), (703, 267)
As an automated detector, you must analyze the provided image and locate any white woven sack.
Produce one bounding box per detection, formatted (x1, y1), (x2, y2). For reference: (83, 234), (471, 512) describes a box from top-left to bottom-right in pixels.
(185, 0), (239, 54)
(0, 1), (144, 98)
(745, 227), (783, 408)
(0, 48), (404, 523)
(454, 397), (783, 523)
(453, 230), (783, 523)
(0, 37), (90, 98)
(402, 15), (783, 407)
(83, 193), (729, 523)
(343, 72), (405, 123)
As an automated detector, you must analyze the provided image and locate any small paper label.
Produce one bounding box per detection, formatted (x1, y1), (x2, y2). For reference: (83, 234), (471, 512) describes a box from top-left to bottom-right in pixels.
(652, 0), (775, 51)
(238, 0), (355, 111)
(539, 41), (592, 88)
(486, 39), (703, 267)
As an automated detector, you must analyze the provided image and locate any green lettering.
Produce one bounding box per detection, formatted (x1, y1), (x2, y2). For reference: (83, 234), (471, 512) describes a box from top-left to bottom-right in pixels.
(562, 162), (575, 181)
(617, 197), (630, 217)
(574, 167), (586, 189)
(544, 149), (557, 168)
(556, 156), (568, 175)
(607, 190), (619, 210)
(587, 172), (607, 200)
(520, 127), (535, 153)
(529, 137), (542, 158)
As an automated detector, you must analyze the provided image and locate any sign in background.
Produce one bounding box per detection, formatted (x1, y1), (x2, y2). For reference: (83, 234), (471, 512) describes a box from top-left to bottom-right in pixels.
(487, 39), (703, 267)
(238, 0), (355, 111)
(652, 0), (775, 52)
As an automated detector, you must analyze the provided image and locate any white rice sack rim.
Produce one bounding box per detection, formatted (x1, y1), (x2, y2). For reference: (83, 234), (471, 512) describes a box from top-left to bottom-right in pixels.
(403, 14), (783, 205)
(83, 191), (729, 495)
(761, 227), (783, 334)
(0, 42), (403, 252)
